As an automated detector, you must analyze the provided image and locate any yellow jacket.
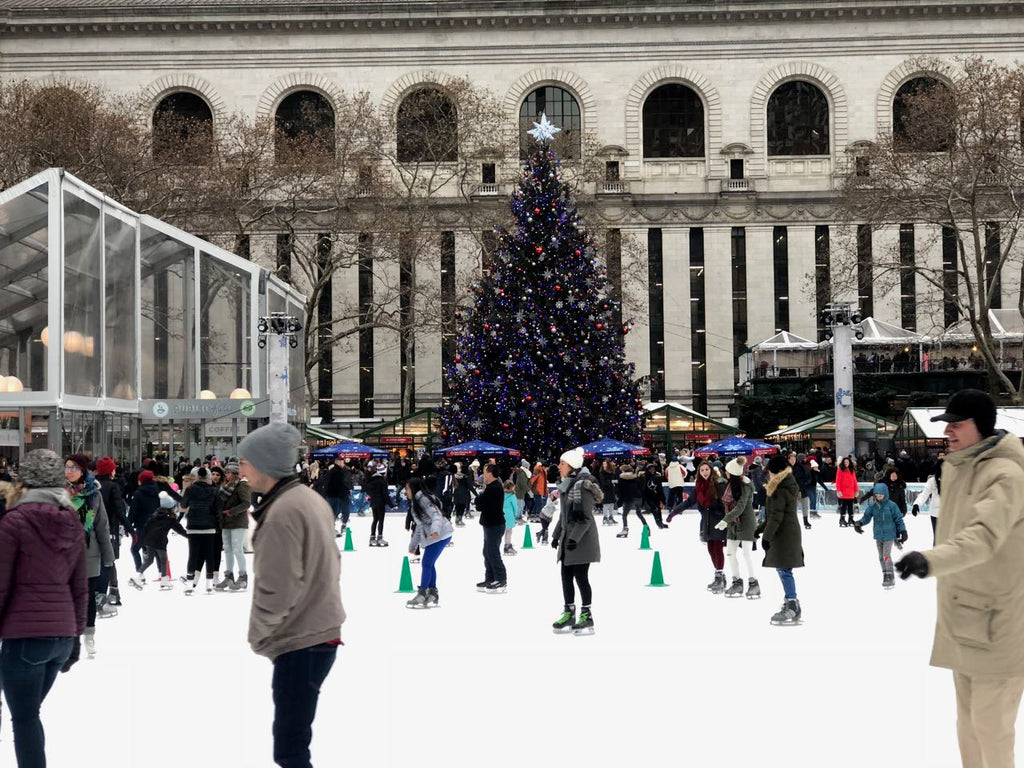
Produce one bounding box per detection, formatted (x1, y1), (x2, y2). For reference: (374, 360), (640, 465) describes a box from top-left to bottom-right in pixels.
(924, 431), (1024, 675)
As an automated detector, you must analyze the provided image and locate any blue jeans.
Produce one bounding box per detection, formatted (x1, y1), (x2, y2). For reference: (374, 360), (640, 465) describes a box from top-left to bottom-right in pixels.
(272, 643), (338, 768)
(516, 498), (526, 518)
(482, 525), (507, 583)
(776, 568), (797, 600)
(1, 636), (74, 768)
(222, 528), (247, 575)
(420, 537), (448, 589)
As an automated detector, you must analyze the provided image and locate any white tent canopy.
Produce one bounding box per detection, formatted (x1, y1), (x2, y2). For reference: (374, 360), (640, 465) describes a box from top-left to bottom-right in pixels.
(751, 331), (818, 351)
(819, 317), (925, 348)
(935, 308), (1024, 343)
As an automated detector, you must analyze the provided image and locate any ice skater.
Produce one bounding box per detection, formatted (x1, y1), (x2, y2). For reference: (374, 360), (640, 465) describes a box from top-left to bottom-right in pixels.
(759, 453), (804, 626)
(404, 477), (454, 609)
(853, 483), (907, 589)
(669, 460), (728, 593)
(551, 448), (603, 636)
(502, 479), (518, 556)
(474, 463), (508, 593)
(718, 457), (760, 599)
(129, 491), (187, 591)
(535, 487), (559, 545)
(179, 467), (223, 595)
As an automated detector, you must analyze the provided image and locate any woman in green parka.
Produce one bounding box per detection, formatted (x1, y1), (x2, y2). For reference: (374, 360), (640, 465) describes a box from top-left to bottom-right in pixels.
(719, 456), (760, 599)
(758, 453), (804, 626)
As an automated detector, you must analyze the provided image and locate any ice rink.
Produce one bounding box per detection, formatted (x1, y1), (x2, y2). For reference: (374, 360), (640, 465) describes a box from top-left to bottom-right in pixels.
(2, 507), (1013, 768)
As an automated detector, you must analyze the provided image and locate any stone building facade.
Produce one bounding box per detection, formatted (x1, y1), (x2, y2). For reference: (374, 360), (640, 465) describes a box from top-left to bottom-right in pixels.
(3, 0), (1024, 420)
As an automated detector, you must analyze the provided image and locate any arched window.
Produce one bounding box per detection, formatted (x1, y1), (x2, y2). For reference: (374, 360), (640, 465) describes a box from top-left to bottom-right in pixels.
(275, 90), (335, 160)
(766, 80), (830, 156)
(642, 84), (705, 158)
(519, 86), (581, 158)
(153, 92), (213, 162)
(396, 87), (458, 163)
(893, 77), (951, 152)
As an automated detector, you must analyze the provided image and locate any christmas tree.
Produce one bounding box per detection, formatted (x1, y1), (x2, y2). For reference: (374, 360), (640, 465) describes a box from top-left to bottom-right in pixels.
(439, 114), (644, 460)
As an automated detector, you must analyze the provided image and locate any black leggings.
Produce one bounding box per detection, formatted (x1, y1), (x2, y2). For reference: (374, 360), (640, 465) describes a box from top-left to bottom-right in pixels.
(621, 499), (649, 529)
(87, 576), (100, 628)
(139, 547), (168, 577)
(561, 563), (592, 607)
(371, 503), (386, 538)
(838, 498), (855, 519)
(187, 533), (219, 579)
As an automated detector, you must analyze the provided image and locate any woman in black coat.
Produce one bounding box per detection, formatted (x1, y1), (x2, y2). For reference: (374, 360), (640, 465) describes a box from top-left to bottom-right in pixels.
(758, 453), (804, 625)
(365, 464), (390, 547)
(641, 464), (668, 529)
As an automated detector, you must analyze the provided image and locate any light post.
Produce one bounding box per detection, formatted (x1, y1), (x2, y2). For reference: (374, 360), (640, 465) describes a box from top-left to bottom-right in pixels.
(821, 302), (864, 459)
(257, 312), (302, 424)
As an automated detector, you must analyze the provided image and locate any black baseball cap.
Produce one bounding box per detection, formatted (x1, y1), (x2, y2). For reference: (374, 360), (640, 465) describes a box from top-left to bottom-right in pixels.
(930, 389), (997, 436)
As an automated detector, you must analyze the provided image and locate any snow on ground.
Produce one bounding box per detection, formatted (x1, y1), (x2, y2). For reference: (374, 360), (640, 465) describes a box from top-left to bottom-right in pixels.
(1, 508), (1014, 768)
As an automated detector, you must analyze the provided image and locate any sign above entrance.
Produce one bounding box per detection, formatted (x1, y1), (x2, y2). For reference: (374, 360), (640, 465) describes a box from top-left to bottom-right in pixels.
(141, 399), (270, 420)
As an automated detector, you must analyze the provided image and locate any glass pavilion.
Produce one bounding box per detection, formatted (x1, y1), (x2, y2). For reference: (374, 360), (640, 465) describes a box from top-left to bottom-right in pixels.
(0, 169), (306, 464)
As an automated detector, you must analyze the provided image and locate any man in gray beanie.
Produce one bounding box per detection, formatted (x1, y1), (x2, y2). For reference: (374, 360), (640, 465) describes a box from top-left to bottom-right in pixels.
(238, 422), (345, 768)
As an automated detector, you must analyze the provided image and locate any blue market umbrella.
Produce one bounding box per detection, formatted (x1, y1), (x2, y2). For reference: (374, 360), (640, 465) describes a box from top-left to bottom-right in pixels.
(693, 436), (778, 458)
(310, 441), (390, 460)
(579, 438), (651, 460)
(437, 440), (521, 459)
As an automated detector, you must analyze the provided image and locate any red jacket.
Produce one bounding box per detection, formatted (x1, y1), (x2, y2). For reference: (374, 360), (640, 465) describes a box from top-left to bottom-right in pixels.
(834, 468), (859, 500)
(0, 488), (88, 639)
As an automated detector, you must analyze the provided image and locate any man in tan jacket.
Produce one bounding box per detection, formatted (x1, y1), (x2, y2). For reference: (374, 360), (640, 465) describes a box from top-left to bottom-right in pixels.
(238, 421), (345, 768)
(897, 389), (1024, 768)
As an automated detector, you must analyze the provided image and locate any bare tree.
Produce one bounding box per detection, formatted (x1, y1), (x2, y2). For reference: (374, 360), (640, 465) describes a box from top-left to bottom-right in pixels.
(836, 56), (1024, 401)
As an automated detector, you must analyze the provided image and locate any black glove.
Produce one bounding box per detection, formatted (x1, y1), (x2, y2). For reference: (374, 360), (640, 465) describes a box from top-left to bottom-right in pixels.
(899, 530), (909, 544)
(61, 637), (81, 673)
(853, 522), (864, 534)
(566, 539), (578, 551)
(551, 538), (559, 550)
(569, 504), (588, 524)
(761, 538), (771, 551)
(911, 504), (919, 517)
(895, 551), (929, 580)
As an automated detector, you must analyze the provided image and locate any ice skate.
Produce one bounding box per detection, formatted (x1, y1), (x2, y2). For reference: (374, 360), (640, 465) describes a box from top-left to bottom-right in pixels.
(476, 580), (490, 592)
(425, 587), (439, 608)
(129, 574), (145, 591)
(159, 577), (174, 591)
(107, 589), (122, 607)
(230, 573), (248, 591)
(803, 518), (812, 530)
(616, 526), (629, 539)
(552, 606), (576, 634)
(406, 588), (429, 609)
(707, 571), (727, 594)
(84, 629), (96, 659)
(456, 516), (465, 527)
(96, 595), (118, 619)
(368, 536), (378, 547)
(184, 581), (197, 596)
(205, 577), (214, 595)
(572, 609), (595, 636)
(214, 572), (235, 592)
(745, 578), (761, 600)
(377, 537), (389, 548)
(484, 580), (507, 594)
(882, 573), (895, 590)
(770, 599), (803, 626)
(839, 516), (848, 528)
(723, 578), (745, 598)
(503, 544), (517, 556)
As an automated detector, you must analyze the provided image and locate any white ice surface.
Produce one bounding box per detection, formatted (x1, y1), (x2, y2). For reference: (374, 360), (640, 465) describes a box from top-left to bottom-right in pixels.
(2, 509), (1016, 768)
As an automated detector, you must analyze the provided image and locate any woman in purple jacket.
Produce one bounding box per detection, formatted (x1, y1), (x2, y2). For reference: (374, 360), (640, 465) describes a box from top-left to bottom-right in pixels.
(0, 449), (89, 768)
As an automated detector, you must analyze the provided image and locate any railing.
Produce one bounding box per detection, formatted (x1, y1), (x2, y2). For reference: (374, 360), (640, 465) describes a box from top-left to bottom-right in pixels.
(721, 178), (752, 193)
(473, 183), (500, 196)
(598, 181), (630, 194)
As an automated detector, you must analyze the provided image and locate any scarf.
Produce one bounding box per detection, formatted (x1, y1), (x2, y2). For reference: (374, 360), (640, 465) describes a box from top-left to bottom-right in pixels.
(67, 476), (97, 542)
(696, 475), (714, 509)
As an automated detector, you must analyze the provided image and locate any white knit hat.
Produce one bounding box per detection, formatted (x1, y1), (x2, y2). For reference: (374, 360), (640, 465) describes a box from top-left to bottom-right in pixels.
(725, 456), (747, 477)
(560, 447), (585, 470)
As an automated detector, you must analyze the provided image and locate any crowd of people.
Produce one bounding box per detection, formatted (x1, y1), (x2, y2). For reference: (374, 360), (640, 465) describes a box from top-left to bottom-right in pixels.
(1, 388), (1022, 768)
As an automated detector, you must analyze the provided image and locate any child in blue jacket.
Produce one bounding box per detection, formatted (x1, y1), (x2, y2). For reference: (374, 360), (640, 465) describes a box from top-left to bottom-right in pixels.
(503, 479), (518, 556)
(854, 483), (907, 589)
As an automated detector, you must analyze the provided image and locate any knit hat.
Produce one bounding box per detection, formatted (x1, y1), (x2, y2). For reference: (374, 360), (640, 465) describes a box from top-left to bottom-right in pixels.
(560, 447), (585, 470)
(210, 466), (225, 478)
(767, 454), (789, 474)
(158, 491), (175, 509)
(521, 459), (530, 470)
(65, 453), (90, 476)
(18, 449), (65, 488)
(138, 469), (155, 485)
(237, 421), (301, 479)
(191, 466), (211, 483)
(95, 457), (117, 477)
(725, 456), (747, 476)
(223, 461), (240, 474)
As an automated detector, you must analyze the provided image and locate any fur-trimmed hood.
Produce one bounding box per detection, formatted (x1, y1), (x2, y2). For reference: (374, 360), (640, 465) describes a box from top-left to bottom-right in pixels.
(766, 466), (793, 496)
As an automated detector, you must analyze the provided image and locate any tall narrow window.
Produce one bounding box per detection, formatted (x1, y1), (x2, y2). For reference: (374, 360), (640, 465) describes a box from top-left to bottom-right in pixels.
(690, 228), (707, 414)
(767, 81), (830, 156)
(986, 222), (1001, 309)
(358, 233), (374, 418)
(441, 231), (456, 399)
(316, 234), (333, 422)
(482, 163), (496, 184)
(605, 229), (622, 331)
(942, 226), (958, 328)
(857, 224), (874, 319)
(275, 233), (293, 284)
(648, 229), (666, 402)
(642, 84), (705, 158)
(899, 224), (917, 330)
(773, 226), (789, 332)
(399, 234), (415, 415)
(815, 226), (830, 341)
(481, 230), (497, 273)
(731, 228), (748, 383)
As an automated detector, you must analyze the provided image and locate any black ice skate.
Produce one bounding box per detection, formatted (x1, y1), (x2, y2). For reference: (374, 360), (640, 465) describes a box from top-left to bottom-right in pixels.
(882, 573), (895, 590)
(425, 587), (439, 607)
(406, 589), (429, 609)
(484, 581), (507, 594)
(723, 578), (745, 598)
(707, 571), (727, 594)
(746, 578), (761, 599)
(770, 599), (802, 626)
(572, 609), (595, 636)
(552, 606), (576, 634)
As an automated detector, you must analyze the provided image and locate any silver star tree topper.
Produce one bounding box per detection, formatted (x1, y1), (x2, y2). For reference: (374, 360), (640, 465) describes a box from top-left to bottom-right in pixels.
(527, 113), (561, 145)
